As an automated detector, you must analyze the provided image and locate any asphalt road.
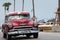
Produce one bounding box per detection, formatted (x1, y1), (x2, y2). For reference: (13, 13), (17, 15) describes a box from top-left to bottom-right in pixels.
(0, 30), (60, 40)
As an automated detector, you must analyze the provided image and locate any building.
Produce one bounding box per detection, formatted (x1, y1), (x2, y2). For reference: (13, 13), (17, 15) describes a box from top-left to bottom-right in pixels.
(46, 19), (55, 25)
(55, 0), (60, 26)
(47, 0), (60, 26)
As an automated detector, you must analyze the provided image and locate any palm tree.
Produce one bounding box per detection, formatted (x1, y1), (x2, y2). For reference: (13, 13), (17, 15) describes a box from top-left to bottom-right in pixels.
(14, 0), (15, 11)
(3, 2), (11, 22)
(22, 0), (24, 11)
(32, 0), (37, 21)
(32, 0), (35, 18)
(3, 2), (11, 14)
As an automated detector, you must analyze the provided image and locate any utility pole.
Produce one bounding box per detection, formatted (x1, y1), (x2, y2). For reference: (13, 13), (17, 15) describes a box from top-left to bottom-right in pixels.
(14, 0), (15, 11)
(22, 0), (24, 11)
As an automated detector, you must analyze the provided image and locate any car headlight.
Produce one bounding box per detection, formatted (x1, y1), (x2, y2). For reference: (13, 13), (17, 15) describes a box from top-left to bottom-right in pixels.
(7, 23), (12, 28)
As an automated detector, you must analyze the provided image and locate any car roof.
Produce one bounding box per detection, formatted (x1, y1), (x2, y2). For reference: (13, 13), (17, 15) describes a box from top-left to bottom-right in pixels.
(6, 11), (29, 16)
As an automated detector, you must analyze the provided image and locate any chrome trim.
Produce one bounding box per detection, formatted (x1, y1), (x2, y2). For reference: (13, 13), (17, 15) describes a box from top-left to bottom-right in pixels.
(13, 26), (33, 28)
(8, 30), (38, 35)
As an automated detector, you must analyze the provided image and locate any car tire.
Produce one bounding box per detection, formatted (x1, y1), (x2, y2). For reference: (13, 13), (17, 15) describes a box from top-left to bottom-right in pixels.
(6, 34), (11, 40)
(33, 33), (38, 38)
(3, 33), (7, 38)
(26, 34), (30, 38)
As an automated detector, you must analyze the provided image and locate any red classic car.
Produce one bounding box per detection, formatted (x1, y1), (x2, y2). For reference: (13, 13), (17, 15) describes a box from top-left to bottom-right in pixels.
(2, 11), (38, 40)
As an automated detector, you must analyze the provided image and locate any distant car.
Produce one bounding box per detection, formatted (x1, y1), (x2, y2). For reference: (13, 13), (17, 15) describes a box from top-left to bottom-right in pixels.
(38, 25), (53, 31)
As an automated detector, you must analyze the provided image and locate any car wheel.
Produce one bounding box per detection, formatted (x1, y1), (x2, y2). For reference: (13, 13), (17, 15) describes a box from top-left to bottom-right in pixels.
(6, 34), (11, 40)
(26, 34), (31, 38)
(3, 33), (7, 38)
(33, 33), (38, 38)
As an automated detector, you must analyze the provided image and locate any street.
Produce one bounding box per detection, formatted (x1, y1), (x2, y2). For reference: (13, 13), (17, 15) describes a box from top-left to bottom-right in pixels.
(0, 30), (60, 40)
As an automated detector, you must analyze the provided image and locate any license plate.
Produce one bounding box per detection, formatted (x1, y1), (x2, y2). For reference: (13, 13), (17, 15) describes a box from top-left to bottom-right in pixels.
(22, 31), (27, 33)
(19, 31), (30, 33)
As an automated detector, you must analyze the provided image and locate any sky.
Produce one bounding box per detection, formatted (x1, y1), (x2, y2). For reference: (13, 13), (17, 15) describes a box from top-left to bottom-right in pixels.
(0, 0), (58, 26)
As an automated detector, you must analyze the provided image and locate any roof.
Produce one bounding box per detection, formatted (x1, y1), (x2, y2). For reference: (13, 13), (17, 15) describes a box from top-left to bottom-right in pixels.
(6, 11), (30, 16)
(6, 12), (18, 16)
(20, 11), (29, 14)
(47, 18), (55, 22)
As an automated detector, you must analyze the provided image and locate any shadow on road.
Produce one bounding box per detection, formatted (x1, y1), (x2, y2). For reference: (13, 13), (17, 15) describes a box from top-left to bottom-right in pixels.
(11, 37), (37, 40)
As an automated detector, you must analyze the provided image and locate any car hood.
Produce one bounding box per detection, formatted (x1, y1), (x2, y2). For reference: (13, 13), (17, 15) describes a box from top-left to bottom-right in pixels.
(8, 19), (30, 26)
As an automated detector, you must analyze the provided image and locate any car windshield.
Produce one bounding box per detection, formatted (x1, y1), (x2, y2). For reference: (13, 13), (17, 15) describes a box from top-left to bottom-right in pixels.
(20, 14), (30, 19)
(8, 14), (30, 20)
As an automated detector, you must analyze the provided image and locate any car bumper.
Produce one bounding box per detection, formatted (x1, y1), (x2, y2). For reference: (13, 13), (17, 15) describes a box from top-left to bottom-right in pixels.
(8, 30), (39, 36)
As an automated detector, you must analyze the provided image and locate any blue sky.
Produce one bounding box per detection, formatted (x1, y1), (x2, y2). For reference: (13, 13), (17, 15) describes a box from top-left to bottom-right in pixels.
(0, 0), (58, 26)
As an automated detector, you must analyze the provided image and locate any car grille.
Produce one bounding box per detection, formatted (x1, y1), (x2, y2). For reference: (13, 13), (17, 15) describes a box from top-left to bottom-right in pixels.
(12, 26), (33, 31)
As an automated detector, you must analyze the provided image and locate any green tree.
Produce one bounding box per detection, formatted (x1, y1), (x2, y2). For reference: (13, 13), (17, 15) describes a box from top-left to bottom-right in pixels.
(3, 2), (11, 22)
(3, 2), (11, 14)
